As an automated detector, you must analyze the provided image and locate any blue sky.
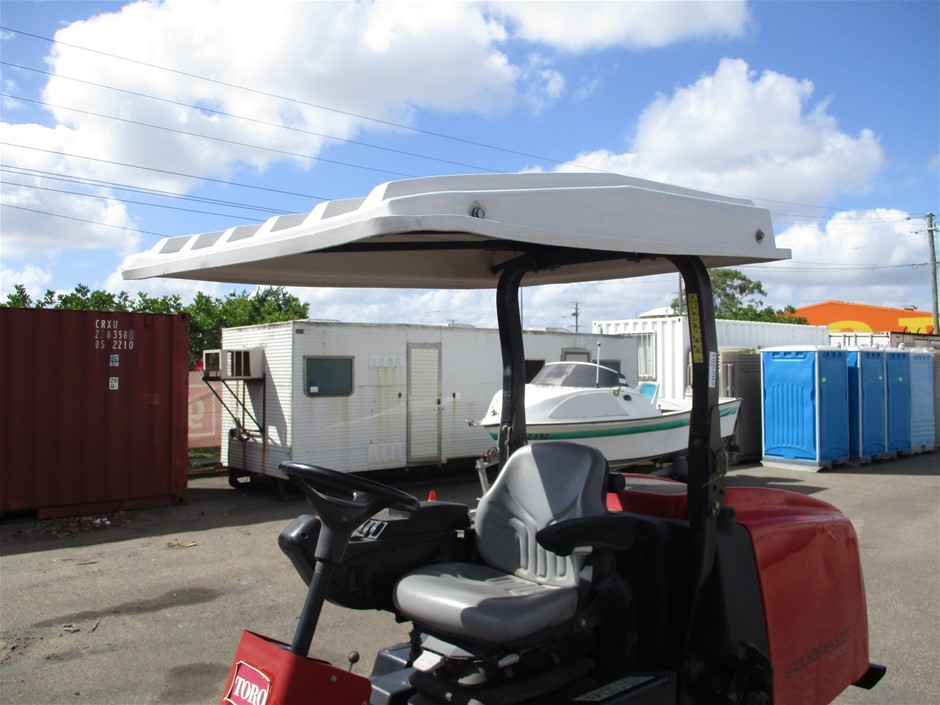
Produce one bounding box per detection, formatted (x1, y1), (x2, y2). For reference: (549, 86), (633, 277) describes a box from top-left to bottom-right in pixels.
(1, 1), (937, 329)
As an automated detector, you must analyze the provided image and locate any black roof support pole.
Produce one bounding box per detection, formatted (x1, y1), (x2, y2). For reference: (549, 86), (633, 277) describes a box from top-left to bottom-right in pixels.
(667, 255), (727, 701)
(495, 260), (530, 469)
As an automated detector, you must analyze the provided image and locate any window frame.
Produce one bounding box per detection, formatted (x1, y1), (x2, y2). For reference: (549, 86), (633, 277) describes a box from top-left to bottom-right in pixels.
(303, 356), (355, 397)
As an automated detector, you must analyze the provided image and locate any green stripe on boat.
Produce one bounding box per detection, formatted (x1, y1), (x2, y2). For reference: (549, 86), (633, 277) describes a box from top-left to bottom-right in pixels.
(487, 405), (737, 441)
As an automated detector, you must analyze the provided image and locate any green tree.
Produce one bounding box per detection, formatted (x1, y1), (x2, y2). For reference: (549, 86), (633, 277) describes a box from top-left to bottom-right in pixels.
(186, 287), (308, 366)
(4, 284), (33, 308)
(670, 269), (807, 324)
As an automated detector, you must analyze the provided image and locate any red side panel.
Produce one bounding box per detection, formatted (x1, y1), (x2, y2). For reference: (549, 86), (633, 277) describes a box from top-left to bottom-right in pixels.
(221, 631), (371, 705)
(606, 474), (688, 518)
(731, 489), (871, 705)
(608, 476), (871, 705)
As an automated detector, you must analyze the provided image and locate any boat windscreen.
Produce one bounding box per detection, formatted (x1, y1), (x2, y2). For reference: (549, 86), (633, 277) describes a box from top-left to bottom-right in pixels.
(531, 363), (626, 388)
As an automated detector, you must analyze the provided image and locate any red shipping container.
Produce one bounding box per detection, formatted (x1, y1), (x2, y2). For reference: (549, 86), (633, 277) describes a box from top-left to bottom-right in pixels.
(0, 309), (190, 518)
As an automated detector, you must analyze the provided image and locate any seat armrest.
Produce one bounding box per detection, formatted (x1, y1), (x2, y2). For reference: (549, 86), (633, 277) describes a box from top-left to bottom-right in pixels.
(536, 514), (636, 556)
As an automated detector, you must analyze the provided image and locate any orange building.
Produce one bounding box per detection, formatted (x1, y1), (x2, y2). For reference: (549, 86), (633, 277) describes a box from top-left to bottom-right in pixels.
(794, 301), (935, 334)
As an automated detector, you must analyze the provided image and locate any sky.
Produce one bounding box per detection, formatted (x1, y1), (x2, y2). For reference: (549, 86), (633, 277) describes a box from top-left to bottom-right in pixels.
(1, 0), (938, 330)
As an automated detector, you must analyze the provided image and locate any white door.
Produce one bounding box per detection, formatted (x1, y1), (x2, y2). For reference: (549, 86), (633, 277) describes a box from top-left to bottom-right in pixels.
(407, 344), (442, 463)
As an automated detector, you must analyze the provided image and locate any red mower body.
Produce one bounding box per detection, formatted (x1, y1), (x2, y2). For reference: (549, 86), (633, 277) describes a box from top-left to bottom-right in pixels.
(221, 631), (371, 705)
(609, 476), (871, 704)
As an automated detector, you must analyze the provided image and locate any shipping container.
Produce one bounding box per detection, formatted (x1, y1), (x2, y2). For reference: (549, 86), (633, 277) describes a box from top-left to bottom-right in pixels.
(210, 321), (638, 480)
(760, 347), (850, 471)
(0, 309), (189, 518)
(829, 331), (940, 349)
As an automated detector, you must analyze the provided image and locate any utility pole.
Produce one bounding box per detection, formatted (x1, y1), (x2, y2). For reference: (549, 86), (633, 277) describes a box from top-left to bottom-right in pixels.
(927, 213), (938, 335)
(570, 302), (580, 333)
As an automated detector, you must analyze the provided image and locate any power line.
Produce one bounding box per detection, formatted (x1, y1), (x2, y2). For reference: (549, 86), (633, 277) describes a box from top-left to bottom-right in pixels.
(0, 26), (584, 169)
(1, 179), (269, 221)
(0, 60), (505, 174)
(1, 165), (295, 215)
(1, 203), (166, 236)
(0, 142), (325, 200)
(2, 25), (919, 222)
(1, 24), (931, 242)
(746, 261), (929, 272)
(2, 92), (419, 179)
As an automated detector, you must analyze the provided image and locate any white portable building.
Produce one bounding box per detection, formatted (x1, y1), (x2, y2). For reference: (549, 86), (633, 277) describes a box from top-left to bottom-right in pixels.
(211, 321), (638, 477)
(592, 316), (829, 400)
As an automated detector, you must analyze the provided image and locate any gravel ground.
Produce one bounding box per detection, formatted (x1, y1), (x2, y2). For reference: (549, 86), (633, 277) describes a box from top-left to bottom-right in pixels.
(1, 453), (937, 705)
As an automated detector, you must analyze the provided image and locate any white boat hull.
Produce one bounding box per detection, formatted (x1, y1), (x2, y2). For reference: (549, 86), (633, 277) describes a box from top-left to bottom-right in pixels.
(484, 399), (741, 467)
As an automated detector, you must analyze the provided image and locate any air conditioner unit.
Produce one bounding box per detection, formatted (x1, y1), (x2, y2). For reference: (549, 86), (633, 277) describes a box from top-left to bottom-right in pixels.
(203, 349), (265, 381)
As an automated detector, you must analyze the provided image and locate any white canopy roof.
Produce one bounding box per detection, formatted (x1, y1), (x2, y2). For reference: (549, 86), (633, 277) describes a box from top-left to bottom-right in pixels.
(121, 173), (788, 288)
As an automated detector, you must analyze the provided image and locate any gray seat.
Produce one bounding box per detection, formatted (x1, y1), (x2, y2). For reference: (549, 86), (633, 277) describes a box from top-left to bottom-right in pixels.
(393, 442), (609, 646)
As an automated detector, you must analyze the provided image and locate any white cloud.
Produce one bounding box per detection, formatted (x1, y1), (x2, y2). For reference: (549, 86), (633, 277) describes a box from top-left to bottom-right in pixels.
(749, 209), (930, 311)
(2, 1), (546, 264)
(490, 0), (750, 52)
(38, 0), (521, 183)
(4, 1), (911, 326)
(277, 275), (682, 331)
(0, 122), (142, 257)
(561, 58), (884, 209)
(0, 263), (52, 300)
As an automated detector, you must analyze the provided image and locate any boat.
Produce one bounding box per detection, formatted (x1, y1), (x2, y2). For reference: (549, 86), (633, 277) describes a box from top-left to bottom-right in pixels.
(480, 361), (741, 466)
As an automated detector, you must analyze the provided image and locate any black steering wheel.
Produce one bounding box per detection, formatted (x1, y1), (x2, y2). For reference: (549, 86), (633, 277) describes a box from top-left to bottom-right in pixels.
(280, 461), (419, 562)
(279, 462), (420, 656)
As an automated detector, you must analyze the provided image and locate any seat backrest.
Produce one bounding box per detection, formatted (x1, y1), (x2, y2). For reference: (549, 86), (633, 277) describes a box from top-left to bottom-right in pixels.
(474, 442), (608, 587)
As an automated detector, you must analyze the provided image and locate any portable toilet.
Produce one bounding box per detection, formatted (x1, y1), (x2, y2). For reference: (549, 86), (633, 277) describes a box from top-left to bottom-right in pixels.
(909, 350), (936, 452)
(885, 350), (912, 454)
(934, 350), (940, 449)
(846, 349), (887, 463)
(761, 346), (849, 470)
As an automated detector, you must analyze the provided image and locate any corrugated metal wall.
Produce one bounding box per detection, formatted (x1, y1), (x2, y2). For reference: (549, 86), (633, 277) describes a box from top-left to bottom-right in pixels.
(0, 309), (189, 518)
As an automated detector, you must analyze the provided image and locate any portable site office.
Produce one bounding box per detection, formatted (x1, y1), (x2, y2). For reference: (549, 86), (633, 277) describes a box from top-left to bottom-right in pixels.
(207, 320), (638, 478)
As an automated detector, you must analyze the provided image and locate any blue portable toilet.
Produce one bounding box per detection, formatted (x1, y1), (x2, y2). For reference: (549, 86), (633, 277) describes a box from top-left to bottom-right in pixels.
(909, 350), (936, 451)
(846, 349), (887, 462)
(885, 350), (912, 454)
(761, 346), (850, 469)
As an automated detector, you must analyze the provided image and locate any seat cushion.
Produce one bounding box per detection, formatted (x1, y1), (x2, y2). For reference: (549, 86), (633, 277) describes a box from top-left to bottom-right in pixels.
(394, 562), (578, 646)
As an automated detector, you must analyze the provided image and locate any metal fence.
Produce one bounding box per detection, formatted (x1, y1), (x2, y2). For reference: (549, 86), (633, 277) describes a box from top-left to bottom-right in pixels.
(188, 372), (223, 448)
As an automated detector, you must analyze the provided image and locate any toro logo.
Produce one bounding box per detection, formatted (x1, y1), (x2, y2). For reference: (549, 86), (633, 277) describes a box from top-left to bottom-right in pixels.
(224, 661), (271, 705)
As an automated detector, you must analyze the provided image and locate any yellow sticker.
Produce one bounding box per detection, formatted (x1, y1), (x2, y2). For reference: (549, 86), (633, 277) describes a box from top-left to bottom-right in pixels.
(688, 294), (704, 364)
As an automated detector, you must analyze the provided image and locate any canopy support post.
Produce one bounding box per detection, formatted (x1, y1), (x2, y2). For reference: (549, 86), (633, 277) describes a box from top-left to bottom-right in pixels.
(495, 261), (529, 469)
(667, 255), (727, 701)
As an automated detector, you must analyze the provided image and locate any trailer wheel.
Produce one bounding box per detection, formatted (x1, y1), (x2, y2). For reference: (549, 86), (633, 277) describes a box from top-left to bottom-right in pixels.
(228, 468), (249, 489)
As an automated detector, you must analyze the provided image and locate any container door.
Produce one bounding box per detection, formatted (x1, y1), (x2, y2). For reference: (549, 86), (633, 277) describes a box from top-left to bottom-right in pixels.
(817, 350), (849, 461)
(407, 343), (442, 464)
(859, 351), (887, 457)
(762, 350), (817, 460)
(886, 351), (911, 453)
(910, 353), (936, 448)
